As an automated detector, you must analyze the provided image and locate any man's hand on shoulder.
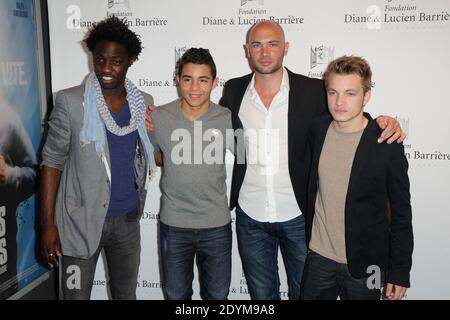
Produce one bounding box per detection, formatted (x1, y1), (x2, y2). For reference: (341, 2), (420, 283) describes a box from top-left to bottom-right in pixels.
(145, 104), (156, 132)
(376, 115), (406, 144)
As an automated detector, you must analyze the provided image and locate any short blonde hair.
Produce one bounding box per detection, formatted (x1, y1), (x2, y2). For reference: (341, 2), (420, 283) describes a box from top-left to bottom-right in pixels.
(323, 55), (372, 93)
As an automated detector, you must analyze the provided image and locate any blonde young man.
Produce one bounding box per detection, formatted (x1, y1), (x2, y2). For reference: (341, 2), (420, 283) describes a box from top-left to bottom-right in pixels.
(302, 56), (413, 300)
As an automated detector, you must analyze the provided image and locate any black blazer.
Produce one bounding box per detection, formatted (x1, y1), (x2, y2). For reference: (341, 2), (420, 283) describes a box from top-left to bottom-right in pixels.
(306, 113), (413, 287)
(219, 69), (327, 213)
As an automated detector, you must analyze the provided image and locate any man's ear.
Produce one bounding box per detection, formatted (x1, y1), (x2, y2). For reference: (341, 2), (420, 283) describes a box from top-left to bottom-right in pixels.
(284, 41), (290, 56)
(363, 90), (372, 107)
(244, 44), (250, 58)
(213, 77), (219, 89)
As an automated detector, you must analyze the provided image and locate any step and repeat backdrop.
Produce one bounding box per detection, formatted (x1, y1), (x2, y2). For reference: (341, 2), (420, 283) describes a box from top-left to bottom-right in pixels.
(47, 0), (450, 299)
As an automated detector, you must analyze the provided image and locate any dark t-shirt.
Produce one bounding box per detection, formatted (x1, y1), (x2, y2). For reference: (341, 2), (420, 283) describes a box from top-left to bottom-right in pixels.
(106, 101), (139, 217)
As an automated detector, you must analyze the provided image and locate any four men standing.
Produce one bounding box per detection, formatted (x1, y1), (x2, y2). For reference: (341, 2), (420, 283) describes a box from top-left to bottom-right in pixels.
(39, 15), (410, 300)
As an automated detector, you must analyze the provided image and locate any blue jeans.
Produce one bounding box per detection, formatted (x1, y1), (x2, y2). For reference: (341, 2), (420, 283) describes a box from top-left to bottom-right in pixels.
(159, 222), (232, 300)
(301, 251), (382, 300)
(60, 208), (141, 300)
(235, 205), (307, 300)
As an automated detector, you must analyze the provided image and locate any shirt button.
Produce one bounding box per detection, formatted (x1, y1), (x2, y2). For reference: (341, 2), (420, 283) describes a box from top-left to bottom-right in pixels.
(104, 203), (108, 208)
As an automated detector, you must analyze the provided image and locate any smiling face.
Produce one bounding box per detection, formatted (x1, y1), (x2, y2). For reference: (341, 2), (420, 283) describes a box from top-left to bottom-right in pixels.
(245, 21), (289, 75)
(326, 72), (371, 127)
(93, 40), (132, 92)
(177, 63), (218, 111)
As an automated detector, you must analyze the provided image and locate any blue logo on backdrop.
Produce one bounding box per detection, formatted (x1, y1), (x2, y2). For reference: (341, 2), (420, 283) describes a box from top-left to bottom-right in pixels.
(13, 2), (28, 18)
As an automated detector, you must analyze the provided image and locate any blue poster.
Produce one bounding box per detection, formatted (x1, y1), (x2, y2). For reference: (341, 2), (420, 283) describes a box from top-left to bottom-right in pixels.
(0, 0), (47, 299)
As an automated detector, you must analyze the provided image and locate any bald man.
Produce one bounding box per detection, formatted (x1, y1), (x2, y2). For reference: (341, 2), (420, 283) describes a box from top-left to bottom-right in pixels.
(218, 21), (404, 300)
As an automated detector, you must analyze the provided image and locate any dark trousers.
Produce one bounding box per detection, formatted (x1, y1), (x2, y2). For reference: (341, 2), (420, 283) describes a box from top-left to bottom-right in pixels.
(60, 209), (140, 300)
(236, 205), (307, 300)
(301, 250), (381, 300)
(159, 221), (232, 300)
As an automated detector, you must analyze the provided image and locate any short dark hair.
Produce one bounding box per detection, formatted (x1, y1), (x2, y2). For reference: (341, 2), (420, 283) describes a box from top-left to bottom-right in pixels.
(323, 55), (372, 93)
(84, 16), (142, 60)
(176, 48), (217, 79)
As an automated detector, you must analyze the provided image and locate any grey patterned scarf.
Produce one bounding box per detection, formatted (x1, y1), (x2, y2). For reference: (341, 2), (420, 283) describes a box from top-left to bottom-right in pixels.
(93, 73), (145, 135)
(80, 72), (156, 175)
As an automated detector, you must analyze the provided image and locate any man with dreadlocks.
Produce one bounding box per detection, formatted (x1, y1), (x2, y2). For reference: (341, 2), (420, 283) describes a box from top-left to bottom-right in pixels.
(40, 16), (155, 300)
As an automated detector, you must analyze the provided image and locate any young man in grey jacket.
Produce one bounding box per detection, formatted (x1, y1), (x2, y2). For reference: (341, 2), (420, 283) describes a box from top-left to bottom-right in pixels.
(40, 16), (155, 300)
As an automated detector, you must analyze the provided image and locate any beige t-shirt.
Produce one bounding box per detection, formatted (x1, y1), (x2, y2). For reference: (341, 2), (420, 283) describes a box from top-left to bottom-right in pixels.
(309, 124), (363, 263)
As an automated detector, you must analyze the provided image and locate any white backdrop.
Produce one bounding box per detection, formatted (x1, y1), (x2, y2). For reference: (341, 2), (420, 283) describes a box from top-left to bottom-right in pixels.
(47, 0), (450, 299)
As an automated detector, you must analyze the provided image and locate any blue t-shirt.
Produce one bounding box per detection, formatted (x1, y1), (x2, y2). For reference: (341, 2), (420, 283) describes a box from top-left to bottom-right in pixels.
(106, 101), (139, 217)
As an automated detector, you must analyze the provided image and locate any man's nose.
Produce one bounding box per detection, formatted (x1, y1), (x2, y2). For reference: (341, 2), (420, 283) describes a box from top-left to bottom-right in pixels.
(191, 80), (200, 90)
(336, 94), (345, 106)
(100, 61), (113, 73)
(261, 44), (269, 56)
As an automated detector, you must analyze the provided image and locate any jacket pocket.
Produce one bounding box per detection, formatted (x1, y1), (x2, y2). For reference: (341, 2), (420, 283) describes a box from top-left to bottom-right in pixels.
(64, 195), (83, 215)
